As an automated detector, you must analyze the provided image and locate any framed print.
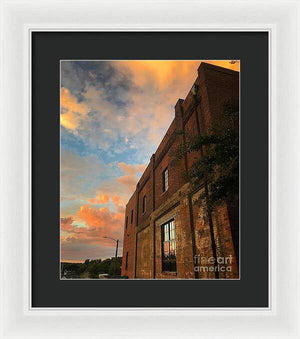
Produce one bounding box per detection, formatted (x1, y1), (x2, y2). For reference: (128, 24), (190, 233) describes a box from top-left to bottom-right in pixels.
(32, 32), (267, 308)
(1, 0), (300, 338)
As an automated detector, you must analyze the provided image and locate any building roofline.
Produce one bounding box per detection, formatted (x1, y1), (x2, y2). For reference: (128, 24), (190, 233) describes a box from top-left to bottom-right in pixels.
(198, 62), (239, 76)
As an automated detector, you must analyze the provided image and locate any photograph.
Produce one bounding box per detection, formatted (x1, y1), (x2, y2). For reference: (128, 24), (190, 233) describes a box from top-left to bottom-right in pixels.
(60, 60), (240, 280)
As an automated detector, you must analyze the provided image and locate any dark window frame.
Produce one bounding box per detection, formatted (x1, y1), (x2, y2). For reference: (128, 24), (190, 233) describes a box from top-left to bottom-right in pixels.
(125, 251), (129, 270)
(131, 209), (133, 224)
(161, 219), (176, 272)
(142, 195), (146, 214)
(125, 216), (128, 229)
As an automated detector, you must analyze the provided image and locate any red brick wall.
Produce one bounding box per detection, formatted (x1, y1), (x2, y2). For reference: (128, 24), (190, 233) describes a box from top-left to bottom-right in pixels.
(138, 167), (153, 224)
(183, 110), (201, 169)
(154, 140), (186, 211)
(203, 64), (239, 122)
(121, 191), (137, 278)
(155, 119), (176, 160)
(136, 225), (153, 278)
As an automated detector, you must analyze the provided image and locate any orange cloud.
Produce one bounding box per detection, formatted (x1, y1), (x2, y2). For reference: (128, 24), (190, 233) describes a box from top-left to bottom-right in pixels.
(88, 192), (124, 211)
(117, 175), (137, 193)
(112, 195), (120, 206)
(114, 60), (239, 91)
(60, 87), (89, 130)
(89, 194), (109, 204)
(61, 204), (124, 247)
(113, 162), (147, 193)
(61, 217), (76, 232)
(114, 61), (198, 90)
(77, 205), (123, 230)
(111, 195), (125, 213)
(113, 60), (240, 145)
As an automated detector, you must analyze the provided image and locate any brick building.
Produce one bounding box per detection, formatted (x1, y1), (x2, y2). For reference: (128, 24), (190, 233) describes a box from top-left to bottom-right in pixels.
(121, 62), (239, 279)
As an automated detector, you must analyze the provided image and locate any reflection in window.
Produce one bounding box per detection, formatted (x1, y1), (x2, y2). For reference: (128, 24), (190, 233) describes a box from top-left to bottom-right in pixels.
(161, 219), (176, 272)
(162, 167), (168, 192)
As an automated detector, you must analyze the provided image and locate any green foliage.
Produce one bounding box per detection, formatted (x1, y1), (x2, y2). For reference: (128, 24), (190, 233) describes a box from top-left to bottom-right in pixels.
(173, 99), (239, 209)
(60, 263), (82, 279)
(87, 259), (104, 279)
(61, 257), (122, 279)
(108, 257), (122, 276)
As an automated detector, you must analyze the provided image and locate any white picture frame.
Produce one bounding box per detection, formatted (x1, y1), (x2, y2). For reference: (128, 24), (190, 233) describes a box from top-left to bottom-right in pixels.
(0, 0), (299, 337)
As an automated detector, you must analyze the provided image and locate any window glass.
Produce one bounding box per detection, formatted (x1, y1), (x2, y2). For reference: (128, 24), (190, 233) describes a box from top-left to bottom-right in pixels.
(142, 195), (146, 213)
(163, 167), (168, 192)
(164, 168), (168, 191)
(161, 219), (176, 272)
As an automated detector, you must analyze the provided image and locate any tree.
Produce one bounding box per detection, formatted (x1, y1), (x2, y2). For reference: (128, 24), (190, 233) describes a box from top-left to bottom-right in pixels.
(173, 99), (239, 210)
(108, 257), (122, 276)
(172, 99), (239, 267)
(87, 257), (122, 278)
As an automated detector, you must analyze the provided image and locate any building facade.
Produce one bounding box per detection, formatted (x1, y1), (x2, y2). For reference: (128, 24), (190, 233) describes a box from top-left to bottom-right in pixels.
(121, 62), (239, 279)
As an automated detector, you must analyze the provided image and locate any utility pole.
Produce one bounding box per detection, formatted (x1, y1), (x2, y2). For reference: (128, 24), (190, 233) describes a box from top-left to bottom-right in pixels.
(103, 236), (119, 276)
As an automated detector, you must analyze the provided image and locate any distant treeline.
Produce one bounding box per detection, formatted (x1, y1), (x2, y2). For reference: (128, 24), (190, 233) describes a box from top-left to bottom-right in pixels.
(61, 257), (125, 279)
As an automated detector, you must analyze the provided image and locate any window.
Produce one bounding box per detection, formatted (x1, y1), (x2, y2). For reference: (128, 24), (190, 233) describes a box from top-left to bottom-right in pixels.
(131, 209), (133, 224)
(142, 195), (146, 213)
(125, 252), (129, 270)
(162, 167), (168, 192)
(161, 220), (176, 272)
(125, 216), (128, 229)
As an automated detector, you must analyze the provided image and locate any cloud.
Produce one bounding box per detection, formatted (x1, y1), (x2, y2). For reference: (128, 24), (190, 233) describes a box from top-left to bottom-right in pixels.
(87, 162), (146, 206)
(112, 196), (125, 214)
(60, 61), (202, 161)
(113, 60), (199, 90)
(61, 60), (240, 154)
(89, 194), (109, 204)
(61, 216), (78, 232)
(112, 196), (120, 207)
(73, 85), (132, 153)
(61, 241), (119, 262)
(61, 204), (124, 240)
(61, 149), (113, 199)
(60, 87), (89, 130)
(116, 162), (146, 193)
(118, 162), (146, 175)
(111, 61), (200, 145)
(114, 60), (239, 90)
(61, 204), (125, 260)
(116, 175), (137, 193)
(77, 205), (123, 232)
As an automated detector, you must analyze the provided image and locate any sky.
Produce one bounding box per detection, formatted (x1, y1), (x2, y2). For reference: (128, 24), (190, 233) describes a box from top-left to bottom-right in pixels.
(60, 60), (240, 263)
